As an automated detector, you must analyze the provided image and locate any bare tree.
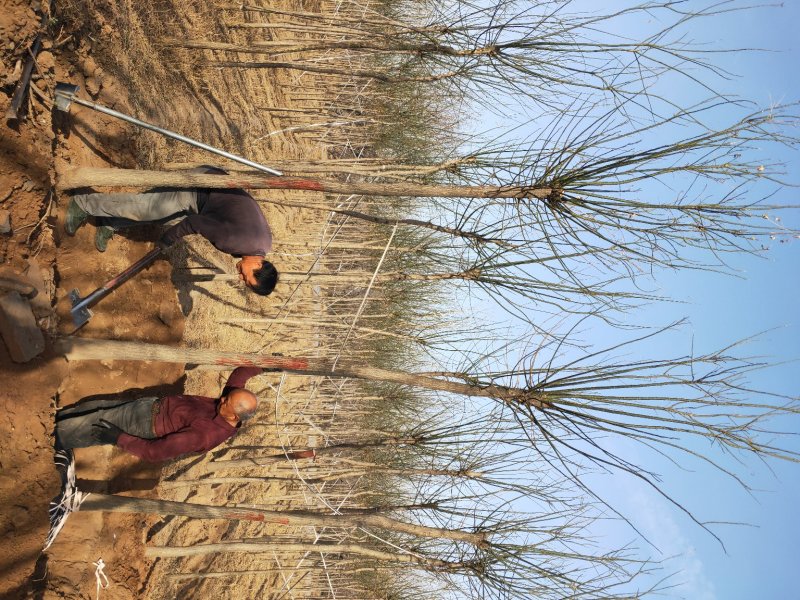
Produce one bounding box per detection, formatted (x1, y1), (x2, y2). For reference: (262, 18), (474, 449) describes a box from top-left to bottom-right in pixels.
(192, 1), (744, 115)
(55, 333), (800, 539)
(58, 103), (798, 277)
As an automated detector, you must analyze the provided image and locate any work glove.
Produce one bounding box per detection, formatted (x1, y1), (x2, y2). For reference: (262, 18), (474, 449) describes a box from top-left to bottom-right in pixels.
(92, 419), (124, 445)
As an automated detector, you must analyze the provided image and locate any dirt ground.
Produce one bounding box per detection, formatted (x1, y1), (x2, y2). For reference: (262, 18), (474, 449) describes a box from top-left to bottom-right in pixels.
(1, 0), (330, 597)
(1, 1), (187, 597)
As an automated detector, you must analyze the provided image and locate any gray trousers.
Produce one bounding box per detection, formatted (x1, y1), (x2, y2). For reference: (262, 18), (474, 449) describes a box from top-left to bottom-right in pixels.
(73, 189), (199, 230)
(55, 396), (159, 449)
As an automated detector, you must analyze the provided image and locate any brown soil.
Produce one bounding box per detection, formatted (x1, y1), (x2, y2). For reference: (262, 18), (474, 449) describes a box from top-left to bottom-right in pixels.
(2, 0), (327, 597)
(1, 1), (188, 597)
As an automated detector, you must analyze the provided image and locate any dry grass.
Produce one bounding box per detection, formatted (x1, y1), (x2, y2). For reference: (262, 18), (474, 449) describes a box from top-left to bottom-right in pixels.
(54, 0), (359, 597)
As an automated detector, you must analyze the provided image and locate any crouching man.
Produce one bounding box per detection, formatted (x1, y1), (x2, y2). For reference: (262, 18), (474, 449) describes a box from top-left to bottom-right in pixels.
(64, 165), (278, 296)
(55, 367), (263, 462)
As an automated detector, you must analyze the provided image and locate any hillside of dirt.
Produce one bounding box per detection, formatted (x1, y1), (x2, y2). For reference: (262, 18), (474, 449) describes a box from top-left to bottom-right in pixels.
(1, 1), (186, 597)
(1, 0), (335, 597)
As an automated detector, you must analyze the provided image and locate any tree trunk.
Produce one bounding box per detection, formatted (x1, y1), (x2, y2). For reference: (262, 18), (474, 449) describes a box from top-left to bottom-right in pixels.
(211, 436), (422, 463)
(207, 60), (462, 84)
(56, 167), (554, 200)
(217, 317), (419, 343)
(146, 539), (462, 570)
(79, 493), (487, 545)
(53, 337), (546, 409)
(166, 38), (494, 58)
(179, 269), (481, 284)
(200, 455), (482, 479)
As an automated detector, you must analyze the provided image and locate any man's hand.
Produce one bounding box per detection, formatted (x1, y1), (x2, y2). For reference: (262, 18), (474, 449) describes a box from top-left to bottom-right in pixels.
(156, 237), (174, 252)
(92, 419), (124, 445)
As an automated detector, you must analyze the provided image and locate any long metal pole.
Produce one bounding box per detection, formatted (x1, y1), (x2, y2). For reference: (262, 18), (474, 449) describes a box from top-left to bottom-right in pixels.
(69, 96), (283, 176)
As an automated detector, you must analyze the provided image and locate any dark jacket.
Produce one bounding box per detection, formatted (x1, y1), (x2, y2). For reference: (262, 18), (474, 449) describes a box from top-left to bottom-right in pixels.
(160, 189), (272, 257)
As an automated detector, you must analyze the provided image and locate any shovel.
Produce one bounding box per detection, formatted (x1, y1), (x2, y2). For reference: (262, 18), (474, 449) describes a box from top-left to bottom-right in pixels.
(69, 247), (162, 329)
(53, 82), (282, 176)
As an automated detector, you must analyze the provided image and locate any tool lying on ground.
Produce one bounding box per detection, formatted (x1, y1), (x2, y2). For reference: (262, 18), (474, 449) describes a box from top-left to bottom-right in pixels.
(6, 34), (42, 121)
(53, 82), (282, 176)
(69, 247), (162, 329)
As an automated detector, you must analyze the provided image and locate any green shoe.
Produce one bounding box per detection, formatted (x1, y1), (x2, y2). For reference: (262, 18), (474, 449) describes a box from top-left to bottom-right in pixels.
(64, 199), (89, 235)
(95, 226), (114, 252)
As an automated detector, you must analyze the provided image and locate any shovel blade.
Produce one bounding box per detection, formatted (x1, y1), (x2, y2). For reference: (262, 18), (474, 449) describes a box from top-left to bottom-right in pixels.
(54, 82), (79, 112)
(68, 288), (92, 329)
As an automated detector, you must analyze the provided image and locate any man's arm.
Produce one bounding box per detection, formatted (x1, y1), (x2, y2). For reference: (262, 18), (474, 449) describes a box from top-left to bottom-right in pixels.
(160, 214), (218, 247)
(222, 366), (263, 395)
(117, 427), (213, 463)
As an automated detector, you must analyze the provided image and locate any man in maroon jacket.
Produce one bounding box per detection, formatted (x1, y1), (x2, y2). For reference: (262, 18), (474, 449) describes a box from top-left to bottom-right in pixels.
(55, 367), (262, 462)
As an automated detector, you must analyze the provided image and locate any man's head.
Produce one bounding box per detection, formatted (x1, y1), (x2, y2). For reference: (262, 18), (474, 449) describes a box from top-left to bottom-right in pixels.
(219, 388), (258, 424)
(236, 256), (278, 296)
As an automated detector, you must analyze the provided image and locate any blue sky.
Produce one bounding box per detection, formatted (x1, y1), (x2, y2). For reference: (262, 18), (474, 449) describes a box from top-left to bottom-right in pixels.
(401, 2), (797, 596)
(562, 2), (800, 598)
(443, 1), (800, 597)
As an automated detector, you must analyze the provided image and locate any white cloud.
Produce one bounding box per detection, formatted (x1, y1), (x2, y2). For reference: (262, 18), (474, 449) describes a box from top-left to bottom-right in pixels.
(629, 488), (717, 600)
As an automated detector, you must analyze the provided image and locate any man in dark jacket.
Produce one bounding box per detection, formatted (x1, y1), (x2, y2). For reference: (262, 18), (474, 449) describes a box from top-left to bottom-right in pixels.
(64, 167), (278, 296)
(55, 367), (263, 462)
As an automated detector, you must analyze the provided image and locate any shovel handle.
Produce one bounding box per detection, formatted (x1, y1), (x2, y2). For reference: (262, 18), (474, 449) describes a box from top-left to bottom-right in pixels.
(103, 247), (163, 291)
(75, 247), (163, 311)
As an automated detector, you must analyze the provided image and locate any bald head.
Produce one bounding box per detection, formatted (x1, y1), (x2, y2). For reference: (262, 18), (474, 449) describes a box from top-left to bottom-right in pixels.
(229, 389), (258, 422)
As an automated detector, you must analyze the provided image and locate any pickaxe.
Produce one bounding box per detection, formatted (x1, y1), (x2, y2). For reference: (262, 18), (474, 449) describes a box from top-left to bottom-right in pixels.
(53, 82), (282, 176)
(69, 247), (162, 329)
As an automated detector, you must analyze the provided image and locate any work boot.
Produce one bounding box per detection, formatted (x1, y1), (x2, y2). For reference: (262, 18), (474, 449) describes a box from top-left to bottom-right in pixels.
(64, 199), (89, 235)
(95, 226), (114, 252)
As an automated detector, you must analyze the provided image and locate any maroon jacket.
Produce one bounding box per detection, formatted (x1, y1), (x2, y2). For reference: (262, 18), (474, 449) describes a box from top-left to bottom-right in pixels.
(117, 367), (262, 462)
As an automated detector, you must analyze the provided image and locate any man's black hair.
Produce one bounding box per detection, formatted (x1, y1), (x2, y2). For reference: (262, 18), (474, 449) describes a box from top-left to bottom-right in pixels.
(250, 260), (279, 296)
